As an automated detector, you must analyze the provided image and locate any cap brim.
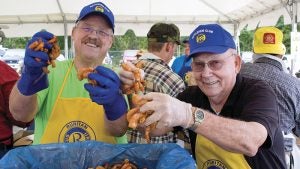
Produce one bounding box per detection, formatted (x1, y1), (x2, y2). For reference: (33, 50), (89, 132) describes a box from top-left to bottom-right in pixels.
(253, 46), (284, 55)
(182, 39), (189, 43)
(188, 46), (230, 58)
(176, 41), (181, 45)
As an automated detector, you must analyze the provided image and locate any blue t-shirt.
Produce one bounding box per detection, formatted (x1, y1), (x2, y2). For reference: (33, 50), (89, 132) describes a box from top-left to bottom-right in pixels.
(171, 55), (192, 79)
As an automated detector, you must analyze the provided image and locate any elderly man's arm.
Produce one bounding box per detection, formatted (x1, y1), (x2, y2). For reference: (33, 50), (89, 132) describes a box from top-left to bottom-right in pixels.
(140, 92), (269, 156)
(193, 111), (267, 156)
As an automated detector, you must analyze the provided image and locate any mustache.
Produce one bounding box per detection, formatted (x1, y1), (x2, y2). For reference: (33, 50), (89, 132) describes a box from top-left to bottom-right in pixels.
(82, 37), (102, 47)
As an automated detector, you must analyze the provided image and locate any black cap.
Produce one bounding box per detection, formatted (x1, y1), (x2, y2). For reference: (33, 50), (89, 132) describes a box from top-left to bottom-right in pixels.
(182, 39), (189, 44)
(147, 23), (181, 45)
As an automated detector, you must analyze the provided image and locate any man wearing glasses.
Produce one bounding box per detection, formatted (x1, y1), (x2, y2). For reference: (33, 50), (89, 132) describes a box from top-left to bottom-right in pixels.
(9, 2), (128, 145)
(122, 24), (286, 168)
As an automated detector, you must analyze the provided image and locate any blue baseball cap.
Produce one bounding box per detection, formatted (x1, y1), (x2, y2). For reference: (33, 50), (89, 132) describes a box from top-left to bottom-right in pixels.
(76, 2), (115, 32)
(188, 24), (236, 58)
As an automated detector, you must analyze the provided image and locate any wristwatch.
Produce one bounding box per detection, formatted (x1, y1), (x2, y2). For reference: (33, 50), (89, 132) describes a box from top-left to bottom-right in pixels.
(189, 107), (205, 131)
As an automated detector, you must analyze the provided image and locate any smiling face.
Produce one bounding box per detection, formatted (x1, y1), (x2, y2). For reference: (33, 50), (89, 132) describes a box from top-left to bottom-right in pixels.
(72, 14), (113, 66)
(191, 49), (241, 102)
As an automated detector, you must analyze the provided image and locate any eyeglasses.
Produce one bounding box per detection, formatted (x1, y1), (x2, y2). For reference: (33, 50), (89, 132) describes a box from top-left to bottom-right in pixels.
(192, 54), (235, 72)
(76, 23), (113, 38)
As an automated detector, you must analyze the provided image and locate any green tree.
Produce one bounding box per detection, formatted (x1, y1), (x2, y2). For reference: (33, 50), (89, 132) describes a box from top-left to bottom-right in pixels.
(275, 15), (291, 53)
(56, 36), (72, 53)
(239, 25), (254, 52)
(110, 29), (148, 66)
(111, 29), (138, 51)
(238, 15), (297, 54)
(2, 37), (29, 48)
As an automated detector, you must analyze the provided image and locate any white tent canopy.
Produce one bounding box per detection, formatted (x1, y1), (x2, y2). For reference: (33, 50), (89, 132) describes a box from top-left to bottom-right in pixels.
(0, 0), (299, 61)
(0, 0), (298, 38)
(1, 0), (300, 74)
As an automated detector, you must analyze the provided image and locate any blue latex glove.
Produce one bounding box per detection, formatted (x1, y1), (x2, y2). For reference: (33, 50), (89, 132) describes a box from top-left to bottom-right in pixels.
(84, 66), (127, 121)
(18, 31), (54, 96)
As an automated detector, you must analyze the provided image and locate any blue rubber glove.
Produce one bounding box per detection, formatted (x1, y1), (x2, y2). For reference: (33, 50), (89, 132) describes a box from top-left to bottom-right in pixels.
(17, 31), (54, 96)
(18, 31), (54, 96)
(84, 66), (127, 121)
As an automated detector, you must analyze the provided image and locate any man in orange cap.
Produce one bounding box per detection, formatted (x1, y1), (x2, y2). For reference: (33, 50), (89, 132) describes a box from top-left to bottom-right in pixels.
(241, 26), (300, 168)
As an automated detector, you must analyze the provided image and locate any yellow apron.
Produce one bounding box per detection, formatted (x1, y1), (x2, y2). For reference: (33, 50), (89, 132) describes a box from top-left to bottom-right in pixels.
(40, 62), (116, 144)
(195, 135), (251, 169)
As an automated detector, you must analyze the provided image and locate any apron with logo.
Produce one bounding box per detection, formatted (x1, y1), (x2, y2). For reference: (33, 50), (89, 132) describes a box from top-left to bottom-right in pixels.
(40, 62), (116, 144)
(195, 135), (251, 169)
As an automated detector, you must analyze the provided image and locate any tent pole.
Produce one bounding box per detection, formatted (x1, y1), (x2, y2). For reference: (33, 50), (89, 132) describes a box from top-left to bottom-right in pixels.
(290, 0), (298, 75)
(63, 24), (68, 59)
(56, 0), (68, 59)
(291, 0), (297, 32)
(234, 23), (240, 56)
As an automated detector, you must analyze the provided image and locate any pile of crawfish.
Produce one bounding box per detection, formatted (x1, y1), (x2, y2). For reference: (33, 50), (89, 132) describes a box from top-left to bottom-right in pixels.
(89, 159), (146, 169)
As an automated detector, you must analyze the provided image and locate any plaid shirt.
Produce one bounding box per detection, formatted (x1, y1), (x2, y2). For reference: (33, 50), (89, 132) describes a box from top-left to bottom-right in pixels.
(128, 53), (186, 143)
(240, 56), (300, 136)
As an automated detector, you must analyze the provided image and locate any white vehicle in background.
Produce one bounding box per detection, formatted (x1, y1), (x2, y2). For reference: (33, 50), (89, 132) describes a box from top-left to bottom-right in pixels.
(0, 49), (5, 57)
(103, 53), (112, 65)
(0, 45), (7, 57)
(56, 54), (66, 61)
(0, 49), (25, 72)
(16, 53), (66, 74)
(122, 50), (139, 63)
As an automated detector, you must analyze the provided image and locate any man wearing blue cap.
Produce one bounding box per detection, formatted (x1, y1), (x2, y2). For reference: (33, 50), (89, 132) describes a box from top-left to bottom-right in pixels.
(128, 24), (286, 168)
(171, 39), (193, 85)
(9, 2), (128, 145)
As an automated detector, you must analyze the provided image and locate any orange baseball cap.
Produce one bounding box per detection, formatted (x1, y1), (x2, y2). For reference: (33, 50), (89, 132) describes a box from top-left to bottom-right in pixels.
(253, 27), (285, 55)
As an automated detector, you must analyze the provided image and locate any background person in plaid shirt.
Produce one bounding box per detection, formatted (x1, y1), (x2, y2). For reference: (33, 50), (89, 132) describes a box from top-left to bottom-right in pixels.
(120, 23), (189, 147)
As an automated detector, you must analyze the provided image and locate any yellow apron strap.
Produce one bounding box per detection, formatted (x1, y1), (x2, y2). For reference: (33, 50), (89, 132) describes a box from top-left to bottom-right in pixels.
(49, 60), (74, 115)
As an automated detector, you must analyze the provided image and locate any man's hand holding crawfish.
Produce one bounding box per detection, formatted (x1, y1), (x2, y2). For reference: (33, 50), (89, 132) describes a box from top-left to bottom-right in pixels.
(18, 31), (55, 96)
(84, 66), (127, 121)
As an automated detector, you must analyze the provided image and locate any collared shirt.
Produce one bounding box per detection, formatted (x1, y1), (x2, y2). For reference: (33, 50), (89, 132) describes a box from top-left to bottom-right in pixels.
(139, 53), (186, 97)
(177, 74), (286, 169)
(240, 55), (300, 136)
(171, 55), (192, 79)
(128, 52), (186, 144)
